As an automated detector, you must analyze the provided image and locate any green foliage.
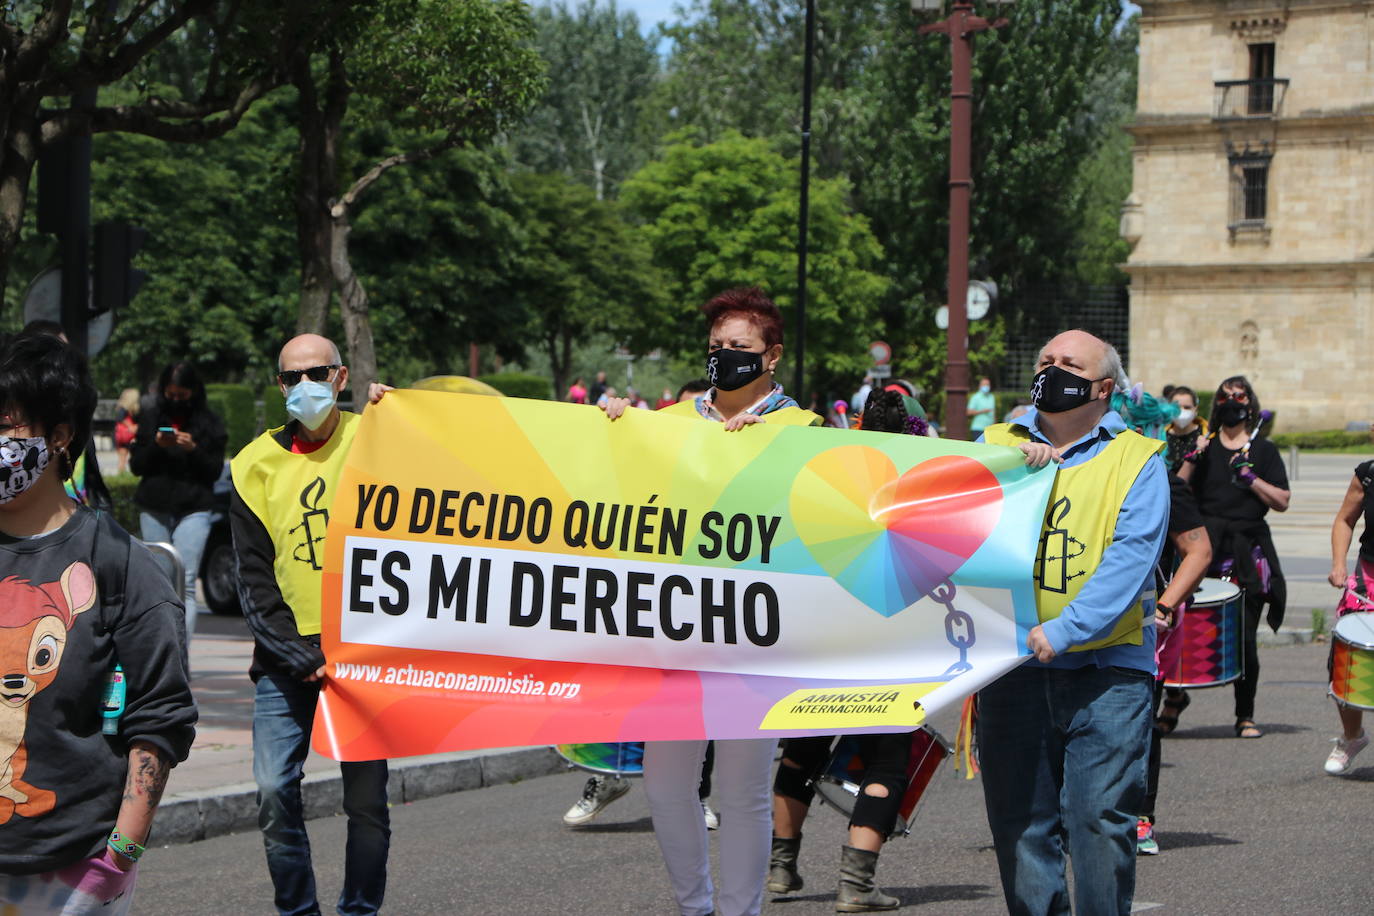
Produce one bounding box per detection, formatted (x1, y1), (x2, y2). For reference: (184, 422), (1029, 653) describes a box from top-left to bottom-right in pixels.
(620, 132), (886, 391)
(205, 383), (257, 453)
(511, 2), (660, 199)
(351, 0), (548, 140)
(503, 171), (662, 394)
(262, 384), (288, 431)
(349, 144), (529, 378)
(87, 90), (299, 392)
(103, 473), (141, 537)
(477, 372), (552, 400)
(1270, 430), (1372, 451)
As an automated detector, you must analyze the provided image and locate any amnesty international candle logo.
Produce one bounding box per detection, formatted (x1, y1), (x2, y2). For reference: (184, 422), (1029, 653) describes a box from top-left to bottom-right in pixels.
(291, 477), (330, 571)
(1034, 496), (1085, 595)
(312, 392), (1056, 762)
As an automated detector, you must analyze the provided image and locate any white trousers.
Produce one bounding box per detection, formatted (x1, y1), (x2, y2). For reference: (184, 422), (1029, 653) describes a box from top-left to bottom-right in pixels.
(643, 738), (774, 916)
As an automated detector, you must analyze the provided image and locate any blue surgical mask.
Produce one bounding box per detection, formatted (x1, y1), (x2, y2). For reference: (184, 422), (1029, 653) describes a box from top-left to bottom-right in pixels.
(285, 380), (338, 431)
(978, 384), (991, 394)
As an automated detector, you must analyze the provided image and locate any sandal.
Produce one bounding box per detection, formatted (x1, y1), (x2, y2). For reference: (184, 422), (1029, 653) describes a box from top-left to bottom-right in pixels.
(1156, 690), (1190, 736)
(1235, 719), (1264, 739)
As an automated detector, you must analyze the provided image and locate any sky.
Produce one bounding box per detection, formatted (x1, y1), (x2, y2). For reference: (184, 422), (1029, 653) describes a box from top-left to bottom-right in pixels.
(619, 0), (679, 29)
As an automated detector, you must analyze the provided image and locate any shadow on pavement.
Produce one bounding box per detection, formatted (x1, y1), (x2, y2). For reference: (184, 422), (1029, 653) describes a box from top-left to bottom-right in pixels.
(1153, 830), (1242, 851)
(566, 816), (655, 834)
(1166, 721), (1311, 739)
(773, 884), (997, 907)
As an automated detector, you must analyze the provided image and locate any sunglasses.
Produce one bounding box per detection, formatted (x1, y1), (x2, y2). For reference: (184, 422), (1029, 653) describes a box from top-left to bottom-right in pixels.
(1216, 391), (1250, 403)
(278, 365), (340, 386)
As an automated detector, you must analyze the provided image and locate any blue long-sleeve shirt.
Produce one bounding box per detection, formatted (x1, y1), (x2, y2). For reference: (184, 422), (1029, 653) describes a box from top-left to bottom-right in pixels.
(986, 408), (1169, 674)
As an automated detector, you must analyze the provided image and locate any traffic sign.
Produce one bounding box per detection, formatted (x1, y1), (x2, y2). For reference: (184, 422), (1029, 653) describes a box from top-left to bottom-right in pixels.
(869, 340), (891, 365)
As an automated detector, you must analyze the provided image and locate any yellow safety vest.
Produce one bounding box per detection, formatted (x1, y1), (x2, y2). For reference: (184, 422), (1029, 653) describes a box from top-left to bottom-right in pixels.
(658, 398), (823, 427)
(984, 422), (1163, 651)
(230, 413), (361, 637)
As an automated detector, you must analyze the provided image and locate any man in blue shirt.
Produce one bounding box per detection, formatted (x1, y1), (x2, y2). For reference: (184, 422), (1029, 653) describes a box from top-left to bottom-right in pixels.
(979, 330), (1169, 916)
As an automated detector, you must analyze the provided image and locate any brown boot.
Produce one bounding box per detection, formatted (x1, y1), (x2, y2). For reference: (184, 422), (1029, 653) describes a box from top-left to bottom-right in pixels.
(836, 845), (899, 912)
(767, 835), (804, 894)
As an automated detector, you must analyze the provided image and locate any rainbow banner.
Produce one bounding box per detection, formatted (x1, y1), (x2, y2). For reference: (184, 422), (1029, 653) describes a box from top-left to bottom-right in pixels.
(312, 391), (1053, 761)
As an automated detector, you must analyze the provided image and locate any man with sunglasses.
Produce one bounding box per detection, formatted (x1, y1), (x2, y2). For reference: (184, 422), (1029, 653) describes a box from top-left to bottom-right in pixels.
(230, 333), (391, 916)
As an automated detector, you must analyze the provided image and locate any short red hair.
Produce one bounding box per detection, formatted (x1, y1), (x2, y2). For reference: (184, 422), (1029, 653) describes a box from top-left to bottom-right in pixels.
(701, 287), (784, 348)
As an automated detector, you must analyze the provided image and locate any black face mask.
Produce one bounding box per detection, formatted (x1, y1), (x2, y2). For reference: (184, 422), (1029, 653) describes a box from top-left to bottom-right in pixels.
(707, 348), (766, 392)
(161, 396), (191, 420)
(1030, 364), (1104, 414)
(1217, 402), (1250, 427)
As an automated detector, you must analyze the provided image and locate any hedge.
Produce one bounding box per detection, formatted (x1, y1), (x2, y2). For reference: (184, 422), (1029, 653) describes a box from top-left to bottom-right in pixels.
(205, 383), (257, 454)
(261, 384), (287, 431)
(104, 473), (141, 536)
(1270, 430), (1372, 450)
(477, 372), (552, 400)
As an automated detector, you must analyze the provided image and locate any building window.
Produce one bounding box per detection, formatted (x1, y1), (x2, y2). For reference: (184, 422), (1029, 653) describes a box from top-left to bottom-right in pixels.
(1248, 43), (1276, 114)
(1229, 151), (1272, 230)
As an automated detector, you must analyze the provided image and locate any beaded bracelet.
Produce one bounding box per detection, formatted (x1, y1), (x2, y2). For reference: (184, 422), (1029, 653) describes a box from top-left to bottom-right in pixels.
(108, 830), (145, 863)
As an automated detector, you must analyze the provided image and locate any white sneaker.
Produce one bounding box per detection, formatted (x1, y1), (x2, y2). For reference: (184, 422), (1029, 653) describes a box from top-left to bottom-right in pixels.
(701, 800), (720, 830)
(1324, 731), (1369, 775)
(563, 775), (631, 826)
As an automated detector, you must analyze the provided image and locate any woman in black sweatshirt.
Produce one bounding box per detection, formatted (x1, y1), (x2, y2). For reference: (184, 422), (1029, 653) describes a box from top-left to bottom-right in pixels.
(130, 362), (227, 640)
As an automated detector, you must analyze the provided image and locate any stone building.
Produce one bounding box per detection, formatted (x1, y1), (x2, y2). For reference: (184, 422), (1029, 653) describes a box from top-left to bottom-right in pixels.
(1121, 0), (1371, 431)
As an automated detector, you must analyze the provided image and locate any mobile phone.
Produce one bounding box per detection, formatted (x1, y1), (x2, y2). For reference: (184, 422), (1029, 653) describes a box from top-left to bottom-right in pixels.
(157, 426), (175, 435)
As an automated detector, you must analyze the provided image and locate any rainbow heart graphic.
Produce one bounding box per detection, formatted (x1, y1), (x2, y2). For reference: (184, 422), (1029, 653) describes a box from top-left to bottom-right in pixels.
(789, 446), (1004, 616)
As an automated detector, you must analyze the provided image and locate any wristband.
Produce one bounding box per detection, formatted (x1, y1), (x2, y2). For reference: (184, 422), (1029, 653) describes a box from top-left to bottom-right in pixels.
(108, 831), (145, 862)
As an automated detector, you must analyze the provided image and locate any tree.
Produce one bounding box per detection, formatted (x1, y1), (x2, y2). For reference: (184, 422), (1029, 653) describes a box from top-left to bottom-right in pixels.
(620, 131), (886, 389)
(0, 0), (351, 294)
(286, 0), (546, 403)
(511, 1), (660, 200)
(504, 172), (660, 396)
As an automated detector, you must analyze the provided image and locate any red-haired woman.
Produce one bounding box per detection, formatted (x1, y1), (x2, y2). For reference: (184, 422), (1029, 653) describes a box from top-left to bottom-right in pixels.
(603, 288), (820, 916)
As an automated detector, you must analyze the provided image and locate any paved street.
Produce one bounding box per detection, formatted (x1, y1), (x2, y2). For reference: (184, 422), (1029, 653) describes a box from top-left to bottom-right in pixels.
(129, 451), (1368, 913)
(137, 639), (1365, 915)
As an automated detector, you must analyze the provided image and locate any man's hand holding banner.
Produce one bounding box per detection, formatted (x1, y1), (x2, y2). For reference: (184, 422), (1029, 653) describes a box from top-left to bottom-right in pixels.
(313, 391), (1053, 761)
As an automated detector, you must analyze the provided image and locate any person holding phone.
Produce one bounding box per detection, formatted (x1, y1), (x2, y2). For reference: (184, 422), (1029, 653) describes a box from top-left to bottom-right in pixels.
(130, 362), (227, 641)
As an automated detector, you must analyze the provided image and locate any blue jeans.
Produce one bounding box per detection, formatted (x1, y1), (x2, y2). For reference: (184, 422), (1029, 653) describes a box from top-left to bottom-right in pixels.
(978, 664), (1152, 916)
(139, 509), (212, 639)
(253, 674), (390, 916)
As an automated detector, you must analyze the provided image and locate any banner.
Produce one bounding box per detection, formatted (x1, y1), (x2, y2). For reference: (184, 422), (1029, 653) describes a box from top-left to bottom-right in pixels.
(313, 391), (1053, 761)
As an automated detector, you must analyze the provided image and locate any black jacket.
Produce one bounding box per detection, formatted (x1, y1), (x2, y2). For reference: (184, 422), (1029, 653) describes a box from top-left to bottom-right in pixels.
(130, 402), (227, 515)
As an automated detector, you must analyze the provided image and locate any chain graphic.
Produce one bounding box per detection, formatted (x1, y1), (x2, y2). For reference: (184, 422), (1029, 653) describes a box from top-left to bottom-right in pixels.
(930, 579), (976, 675)
(1034, 496), (1085, 594)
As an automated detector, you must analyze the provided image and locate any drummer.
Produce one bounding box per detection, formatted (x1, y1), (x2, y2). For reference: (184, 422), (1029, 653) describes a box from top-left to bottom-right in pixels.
(1323, 461), (1374, 774)
(765, 390), (922, 912)
(1176, 376), (1289, 739)
(1137, 475), (1211, 854)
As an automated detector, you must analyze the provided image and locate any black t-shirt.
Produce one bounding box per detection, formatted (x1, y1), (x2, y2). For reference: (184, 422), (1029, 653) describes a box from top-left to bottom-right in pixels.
(1164, 429), (1196, 475)
(1356, 461), (1374, 564)
(1168, 474), (1204, 534)
(1192, 436), (1288, 521)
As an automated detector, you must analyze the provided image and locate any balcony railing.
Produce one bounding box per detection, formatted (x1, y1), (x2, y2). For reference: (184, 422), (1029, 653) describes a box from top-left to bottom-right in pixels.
(1214, 79), (1289, 119)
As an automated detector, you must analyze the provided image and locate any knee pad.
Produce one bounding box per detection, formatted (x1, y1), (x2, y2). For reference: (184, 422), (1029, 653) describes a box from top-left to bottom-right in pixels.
(773, 758), (816, 805)
(849, 783), (904, 836)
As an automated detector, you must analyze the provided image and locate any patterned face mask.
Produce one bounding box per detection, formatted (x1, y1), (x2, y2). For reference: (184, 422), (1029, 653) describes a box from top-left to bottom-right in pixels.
(0, 436), (50, 504)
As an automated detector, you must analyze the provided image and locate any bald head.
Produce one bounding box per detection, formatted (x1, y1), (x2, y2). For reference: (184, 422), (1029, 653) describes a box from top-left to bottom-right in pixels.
(1037, 330), (1120, 386)
(279, 334), (342, 372)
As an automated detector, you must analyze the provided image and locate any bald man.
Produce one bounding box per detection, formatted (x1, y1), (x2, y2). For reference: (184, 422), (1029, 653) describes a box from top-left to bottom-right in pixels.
(978, 330), (1169, 916)
(230, 334), (390, 915)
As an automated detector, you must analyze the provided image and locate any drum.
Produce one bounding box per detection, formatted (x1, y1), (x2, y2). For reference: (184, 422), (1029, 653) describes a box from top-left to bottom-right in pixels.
(811, 727), (951, 838)
(1159, 577), (1244, 689)
(1331, 613), (1374, 711)
(554, 742), (644, 777)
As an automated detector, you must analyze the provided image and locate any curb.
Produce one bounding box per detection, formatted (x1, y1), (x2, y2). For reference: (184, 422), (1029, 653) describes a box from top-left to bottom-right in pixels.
(152, 746), (565, 847)
(1257, 627), (1318, 647)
